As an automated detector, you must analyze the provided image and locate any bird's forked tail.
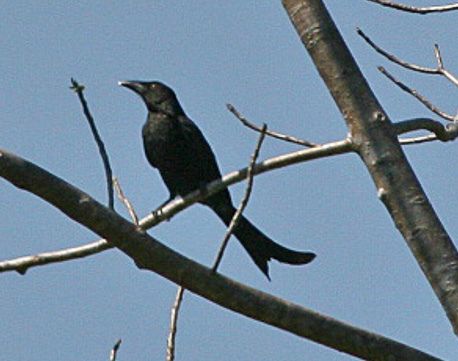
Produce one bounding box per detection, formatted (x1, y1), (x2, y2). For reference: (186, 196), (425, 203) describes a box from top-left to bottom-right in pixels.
(212, 204), (316, 279)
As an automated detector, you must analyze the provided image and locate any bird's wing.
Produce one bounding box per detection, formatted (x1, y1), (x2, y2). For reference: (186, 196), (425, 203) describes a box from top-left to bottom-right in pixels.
(177, 115), (224, 183)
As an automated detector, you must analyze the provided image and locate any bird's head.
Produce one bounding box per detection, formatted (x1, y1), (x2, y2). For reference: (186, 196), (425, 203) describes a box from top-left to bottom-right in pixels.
(119, 80), (184, 116)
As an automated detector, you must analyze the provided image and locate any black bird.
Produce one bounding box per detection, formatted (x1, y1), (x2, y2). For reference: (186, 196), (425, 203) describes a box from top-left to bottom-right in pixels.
(119, 80), (316, 278)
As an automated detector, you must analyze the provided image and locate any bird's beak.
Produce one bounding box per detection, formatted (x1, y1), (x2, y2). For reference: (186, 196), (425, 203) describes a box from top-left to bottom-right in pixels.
(118, 80), (146, 95)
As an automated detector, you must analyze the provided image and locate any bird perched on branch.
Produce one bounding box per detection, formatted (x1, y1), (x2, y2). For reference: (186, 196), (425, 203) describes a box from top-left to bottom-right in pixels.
(119, 80), (316, 279)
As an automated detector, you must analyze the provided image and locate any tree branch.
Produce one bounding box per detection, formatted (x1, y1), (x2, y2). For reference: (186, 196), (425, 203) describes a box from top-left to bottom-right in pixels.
(0, 148), (441, 361)
(0, 239), (112, 275)
(378, 66), (456, 121)
(1, 110), (453, 277)
(113, 177), (139, 225)
(358, 29), (458, 87)
(166, 286), (184, 361)
(70, 78), (115, 209)
(398, 134), (438, 145)
(366, 0), (458, 14)
(0, 139), (352, 274)
(357, 28), (438, 74)
(283, 0), (458, 334)
(212, 124), (267, 272)
(227, 104), (319, 147)
(109, 339), (122, 361)
(394, 118), (458, 142)
(167, 125), (267, 361)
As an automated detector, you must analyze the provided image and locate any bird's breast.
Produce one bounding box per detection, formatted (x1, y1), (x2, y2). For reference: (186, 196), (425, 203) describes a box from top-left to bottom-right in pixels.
(142, 114), (188, 169)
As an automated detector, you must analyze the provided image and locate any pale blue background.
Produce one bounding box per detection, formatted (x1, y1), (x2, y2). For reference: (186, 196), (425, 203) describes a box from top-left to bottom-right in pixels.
(1, 1), (457, 360)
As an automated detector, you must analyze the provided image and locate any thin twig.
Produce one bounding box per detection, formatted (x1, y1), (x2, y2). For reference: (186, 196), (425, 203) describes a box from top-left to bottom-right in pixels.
(212, 124), (268, 273)
(0, 240), (112, 275)
(378, 67), (456, 121)
(434, 44), (458, 86)
(357, 29), (437, 74)
(70, 78), (114, 209)
(366, 0), (458, 14)
(110, 339), (122, 361)
(357, 30), (458, 86)
(0, 138), (353, 274)
(399, 134), (438, 145)
(166, 286), (185, 361)
(227, 104), (319, 147)
(434, 44), (444, 69)
(113, 177), (139, 225)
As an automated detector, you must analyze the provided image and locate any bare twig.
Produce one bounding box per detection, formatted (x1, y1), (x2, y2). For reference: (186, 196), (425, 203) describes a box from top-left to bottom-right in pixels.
(0, 148), (443, 360)
(434, 44), (444, 69)
(110, 339), (122, 361)
(357, 30), (458, 86)
(113, 177), (139, 225)
(0, 139), (353, 274)
(433, 44), (458, 86)
(227, 104), (319, 147)
(165, 126), (268, 361)
(366, 0), (458, 14)
(399, 134), (438, 145)
(378, 67), (456, 121)
(212, 124), (268, 273)
(166, 286), (185, 361)
(358, 29), (436, 74)
(0, 240), (112, 275)
(70, 78), (114, 209)
(395, 117), (458, 142)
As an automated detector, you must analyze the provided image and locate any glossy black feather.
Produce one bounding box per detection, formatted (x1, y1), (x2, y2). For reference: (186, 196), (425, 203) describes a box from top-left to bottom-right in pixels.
(120, 80), (316, 278)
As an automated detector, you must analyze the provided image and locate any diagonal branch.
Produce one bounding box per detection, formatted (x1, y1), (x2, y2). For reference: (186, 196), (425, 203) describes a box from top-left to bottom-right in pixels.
(166, 126), (268, 361)
(283, 0), (458, 335)
(0, 138), (352, 274)
(70, 79), (115, 209)
(1, 111), (454, 276)
(378, 67), (456, 121)
(166, 124), (269, 361)
(212, 124), (267, 273)
(227, 104), (319, 147)
(357, 28), (438, 74)
(0, 148), (441, 361)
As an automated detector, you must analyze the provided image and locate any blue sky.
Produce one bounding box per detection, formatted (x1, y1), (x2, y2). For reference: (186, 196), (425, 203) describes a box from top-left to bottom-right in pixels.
(1, 1), (457, 360)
